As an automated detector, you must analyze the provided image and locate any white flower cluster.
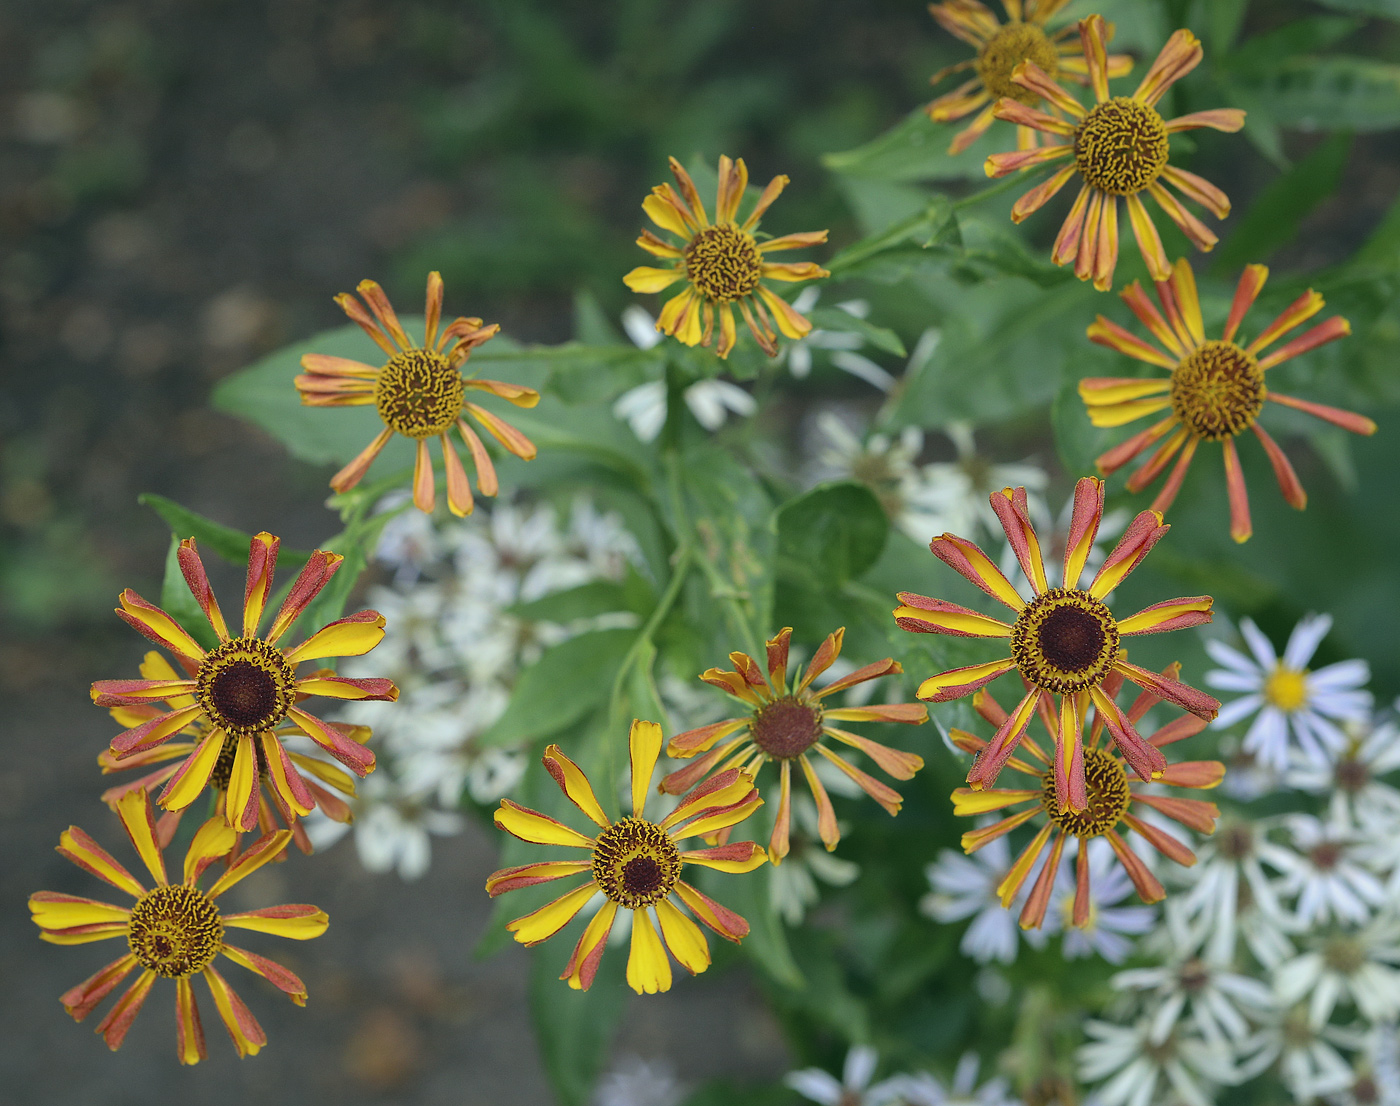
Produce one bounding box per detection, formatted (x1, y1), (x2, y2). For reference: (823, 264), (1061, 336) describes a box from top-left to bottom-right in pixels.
(788, 1046), (1021, 1106)
(306, 493), (641, 878)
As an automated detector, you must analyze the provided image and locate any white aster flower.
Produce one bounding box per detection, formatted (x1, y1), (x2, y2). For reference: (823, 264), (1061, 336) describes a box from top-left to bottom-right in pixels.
(770, 797), (860, 925)
(811, 410), (925, 533)
(306, 774), (463, 881)
(1275, 916), (1400, 1028)
(922, 834), (1045, 965)
(593, 1054), (687, 1106)
(904, 421), (1048, 546)
(895, 1053), (1021, 1106)
(1206, 614), (1372, 772)
(371, 490), (442, 582)
(1164, 817), (1292, 967)
(1287, 718), (1400, 833)
(1237, 1007), (1367, 1099)
(1111, 954), (1275, 1046)
(1078, 1017), (1239, 1106)
(1260, 814), (1386, 929)
(786, 1046), (913, 1106)
(781, 287), (894, 390)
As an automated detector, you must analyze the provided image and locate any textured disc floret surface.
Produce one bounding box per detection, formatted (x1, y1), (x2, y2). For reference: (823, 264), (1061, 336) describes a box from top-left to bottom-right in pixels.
(977, 22), (1059, 103)
(374, 348), (464, 439)
(751, 695), (823, 759)
(128, 884), (224, 977)
(682, 224), (763, 303)
(207, 729), (270, 790)
(196, 637), (296, 736)
(1010, 588), (1120, 694)
(1041, 746), (1131, 835)
(1171, 340), (1265, 440)
(592, 817), (682, 909)
(1074, 97), (1170, 195)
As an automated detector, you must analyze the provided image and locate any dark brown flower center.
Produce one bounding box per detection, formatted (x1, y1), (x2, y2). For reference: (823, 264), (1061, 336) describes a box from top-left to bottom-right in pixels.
(1218, 821), (1255, 861)
(1310, 841), (1342, 870)
(128, 884), (223, 977)
(374, 348), (463, 439)
(751, 695), (823, 759)
(1041, 746), (1131, 835)
(592, 817), (681, 909)
(1010, 587), (1119, 694)
(1074, 96), (1170, 195)
(977, 21), (1059, 103)
(196, 637), (296, 736)
(1336, 756), (1370, 794)
(1179, 958), (1210, 994)
(683, 224), (763, 303)
(1171, 340), (1265, 441)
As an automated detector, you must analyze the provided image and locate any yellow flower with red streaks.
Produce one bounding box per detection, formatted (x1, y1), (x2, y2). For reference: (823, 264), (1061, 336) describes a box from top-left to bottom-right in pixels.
(92, 533), (397, 831)
(294, 271), (538, 516)
(29, 789), (327, 1064)
(1082, 258), (1377, 543)
(949, 666), (1224, 927)
(487, 722), (766, 995)
(623, 156), (829, 359)
(894, 477), (1219, 813)
(984, 16), (1245, 290)
(98, 651), (366, 856)
(926, 0), (1131, 155)
(659, 627), (927, 862)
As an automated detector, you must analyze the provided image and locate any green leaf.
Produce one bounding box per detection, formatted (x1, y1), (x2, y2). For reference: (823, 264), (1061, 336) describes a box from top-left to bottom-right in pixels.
(806, 307), (906, 358)
(1311, 0), (1400, 17)
(1051, 378), (1101, 479)
(1213, 131), (1352, 273)
(1225, 17), (1363, 74)
(139, 493), (311, 569)
(1232, 55), (1400, 132)
(822, 107), (1003, 184)
(529, 941), (629, 1106)
(775, 482), (889, 591)
(478, 627), (638, 747)
(698, 862), (803, 989)
(825, 196), (957, 279)
(508, 575), (651, 623)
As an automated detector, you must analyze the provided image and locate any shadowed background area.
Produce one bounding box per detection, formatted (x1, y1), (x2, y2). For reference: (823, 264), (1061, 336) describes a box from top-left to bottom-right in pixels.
(3, 1), (1399, 1103)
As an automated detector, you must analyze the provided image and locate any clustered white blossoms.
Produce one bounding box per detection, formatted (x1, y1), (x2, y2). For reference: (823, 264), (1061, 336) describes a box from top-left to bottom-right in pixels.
(306, 492), (641, 877)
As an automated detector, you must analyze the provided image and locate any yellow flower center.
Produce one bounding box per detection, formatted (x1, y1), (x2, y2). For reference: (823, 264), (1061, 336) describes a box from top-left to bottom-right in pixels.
(683, 224), (763, 303)
(977, 21), (1059, 104)
(128, 884), (224, 977)
(1170, 340), (1265, 441)
(592, 817), (681, 909)
(1041, 746), (1131, 836)
(374, 348), (464, 439)
(1010, 588), (1120, 694)
(196, 637), (296, 736)
(1074, 97), (1170, 196)
(1323, 934), (1366, 975)
(1263, 664), (1309, 712)
(750, 694), (823, 760)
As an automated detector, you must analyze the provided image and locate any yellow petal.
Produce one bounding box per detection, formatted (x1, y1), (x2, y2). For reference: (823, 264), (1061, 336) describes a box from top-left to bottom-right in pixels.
(506, 882), (598, 946)
(494, 800), (595, 848)
(29, 893), (131, 929)
(542, 746), (610, 829)
(622, 266), (684, 294)
(655, 899), (710, 976)
(282, 617), (385, 663)
(116, 789), (168, 886)
(630, 720), (664, 818)
(950, 788), (1040, 816)
(626, 908), (673, 994)
(222, 905), (329, 939)
(183, 818), (237, 884)
(160, 730), (226, 812)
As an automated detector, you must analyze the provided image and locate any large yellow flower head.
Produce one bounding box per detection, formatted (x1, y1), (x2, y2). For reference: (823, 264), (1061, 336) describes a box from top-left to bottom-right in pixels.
(660, 626), (927, 863)
(1081, 259), (1376, 542)
(295, 272), (539, 516)
(984, 16), (1245, 290)
(624, 156), (829, 359)
(93, 532), (396, 830)
(926, 0), (1131, 155)
(487, 721), (766, 995)
(29, 789), (328, 1064)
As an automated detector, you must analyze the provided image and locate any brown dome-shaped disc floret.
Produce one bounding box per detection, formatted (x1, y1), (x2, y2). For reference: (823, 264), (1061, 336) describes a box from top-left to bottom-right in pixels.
(1170, 339), (1266, 441)
(374, 348), (465, 439)
(1040, 746), (1131, 835)
(1074, 97), (1170, 196)
(978, 22), (1059, 103)
(750, 695), (824, 760)
(127, 884), (224, 978)
(682, 224), (764, 303)
(591, 817), (682, 910)
(196, 638), (296, 736)
(1010, 588), (1120, 695)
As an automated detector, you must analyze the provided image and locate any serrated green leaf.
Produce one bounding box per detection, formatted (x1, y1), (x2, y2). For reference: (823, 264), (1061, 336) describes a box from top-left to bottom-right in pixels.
(1213, 131), (1352, 273)
(805, 307), (906, 358)
(775, 482), (889, 591)
(478, 627), (638, 748)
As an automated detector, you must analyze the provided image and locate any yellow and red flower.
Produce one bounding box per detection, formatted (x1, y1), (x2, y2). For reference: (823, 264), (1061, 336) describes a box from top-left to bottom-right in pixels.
(985, 16), (1245, 290)
(92, 533), (397, 830)
(487, 722), (766, 995)
(98, 650), (366, 856)
(660, 627), (927, 862)
(950, 666), (1224, 926)
(29, 789), (328, 1064)
(295, 272), (538, 516)
(1082, 258), (1377, 542)
(623, 156), (829, 359)
(926, 0), (1131, 155)
(895, 477), (1219, 812)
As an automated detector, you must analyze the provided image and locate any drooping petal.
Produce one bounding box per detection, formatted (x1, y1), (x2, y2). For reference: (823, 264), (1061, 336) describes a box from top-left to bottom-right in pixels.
(1052, 184), (1093, 267)
(1148, 182), (1219, 252)
(205, 830), (295, 899)
(822, 704), (928, 724)
(1148, 436), (1199, 514)
(822, 727), (924, 780)
(1126, 193), (1170, 282)
(1266, 392), (1377, 436)
(656, 898), (711, 976)
(175, 976), (208, 1065)
(542, 744), (611, 829)
(813, 743), (904, 816)
(665, 718), (749, 759)
(1019, 831), (1066, 930)
(1090, 685), (1167, 783)
(60, 953), (138, 1022)
(96, 969), (157, 1051)
(222, 904), (329, 939)
(288, 707), (377, 776)
(626, 907), (673, 995)
(467, 402), (537, 460)
(1009, 164), (1078, 223)
(218, 944), (309, 1004)
(202, 966), (266, 1057)
(29, 892), (131, 931)
(680, 842), (769, 873)
(623, 266), (686, 294)
(985, 143), (1073, 178)
(1251, 422), (1307, 509)
(560, 898), (617, 991)
(997, 824), (1053, 907)
(1113, 660), (1220, 721)
(329, 427), (394, 493)
(1222, 437), (1252, 543)
(1165, 109), (1246, 134)
(674, 881), (748, 942)
(109, 704), (205, 759)
(182, 818), (237, 885)
(1106, 828), (1166, 902)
